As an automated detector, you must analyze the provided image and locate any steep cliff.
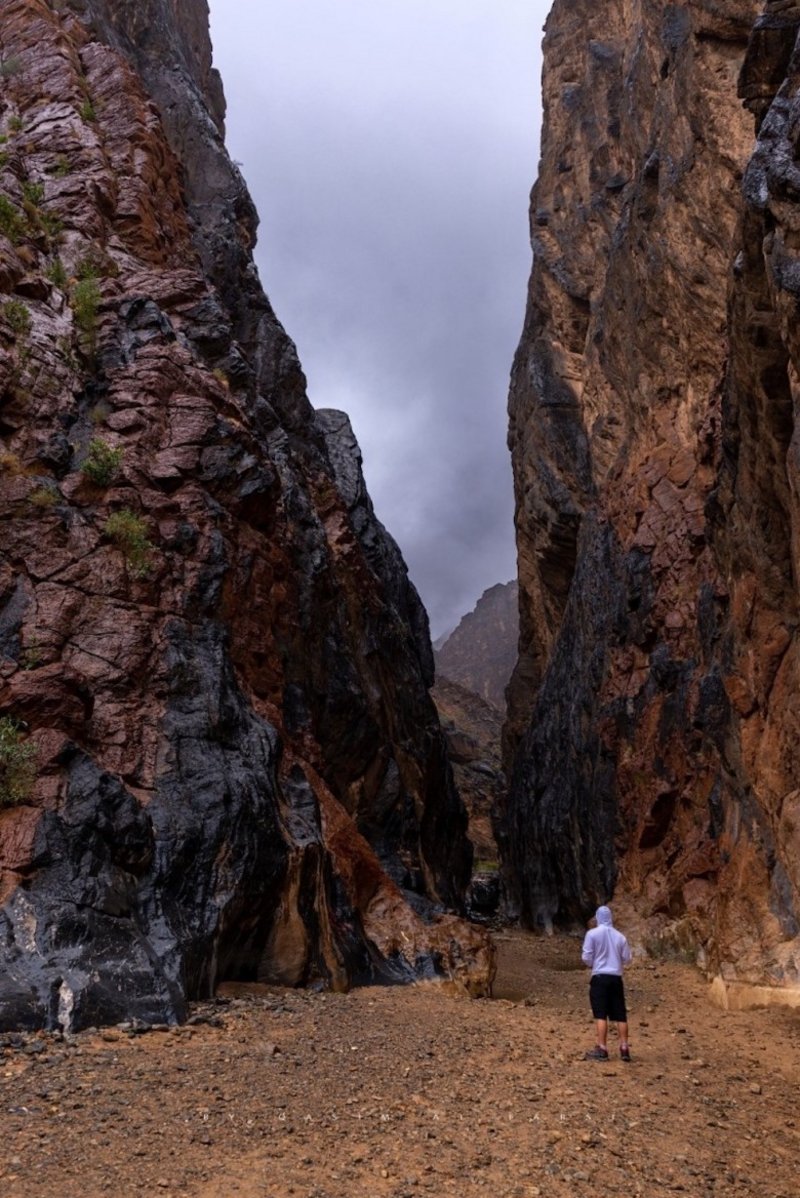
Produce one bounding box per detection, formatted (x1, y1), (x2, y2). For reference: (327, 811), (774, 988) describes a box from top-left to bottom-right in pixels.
(435, 580), (518, 712)
(0, 0), (490, 1030)
(506, 0), (800, 990)
(432, 675), (504, 864)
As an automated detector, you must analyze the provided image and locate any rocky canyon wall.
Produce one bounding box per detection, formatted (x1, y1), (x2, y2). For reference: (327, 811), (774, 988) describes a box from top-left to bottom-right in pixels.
(0, 0), (490, 1030)
(506, 0), (800, 989)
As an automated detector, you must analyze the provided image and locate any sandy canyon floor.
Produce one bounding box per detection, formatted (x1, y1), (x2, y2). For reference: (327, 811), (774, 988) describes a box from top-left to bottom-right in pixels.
(1, 930), (798, 1198)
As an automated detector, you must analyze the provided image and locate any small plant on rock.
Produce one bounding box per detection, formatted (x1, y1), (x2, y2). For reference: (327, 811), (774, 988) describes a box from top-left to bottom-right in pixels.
(89, 402), (109, 425)
(38, 212), (63, 242)
(0, 716), (36, 807)
(81, 437), (122, 487)
(77, 255), (101, 280)
(3, 299), (31, 336)
(47, 257), (67, 288)
(0, 450), (23, 475)
(79, 99), (96, 123)
(103, 508), (153, 578)
(28, 485), (58, 510)
(19, 182), (62, 245)
(71, 275), (100, 339)
(22, 181), (43, 206)
(0, 194), (25, 243)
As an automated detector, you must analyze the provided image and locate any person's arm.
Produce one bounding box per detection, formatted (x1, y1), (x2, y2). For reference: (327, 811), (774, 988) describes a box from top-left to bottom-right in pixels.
(581, 931), (595, 968)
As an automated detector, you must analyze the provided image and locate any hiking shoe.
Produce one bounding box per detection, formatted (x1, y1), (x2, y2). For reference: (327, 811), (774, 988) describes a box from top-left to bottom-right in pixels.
(584, 1046), (609, 1060)
(620, 1046), (631, 1062)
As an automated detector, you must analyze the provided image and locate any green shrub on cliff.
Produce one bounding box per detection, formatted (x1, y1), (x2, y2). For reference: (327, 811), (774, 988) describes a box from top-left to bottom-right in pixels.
(103, 508), (153, 578)
(0, 194), (25, 243)
(38, 211), (63, 242)
(47, 257), (67, 288)
(22, 181), (44, 206)
(3, 299), (31, 336)
(81, 438), (123, 487)
(0, 717), (36, 807)
(71, 275), (100, 338)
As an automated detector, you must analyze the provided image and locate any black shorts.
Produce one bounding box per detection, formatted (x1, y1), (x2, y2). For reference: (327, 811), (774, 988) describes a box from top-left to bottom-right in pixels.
(589, 973), (627, 1022)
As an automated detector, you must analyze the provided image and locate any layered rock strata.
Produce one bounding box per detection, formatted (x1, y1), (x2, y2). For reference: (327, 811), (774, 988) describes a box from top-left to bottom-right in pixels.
(506, 0), (800, 987)
(0, 0), (490, 1029)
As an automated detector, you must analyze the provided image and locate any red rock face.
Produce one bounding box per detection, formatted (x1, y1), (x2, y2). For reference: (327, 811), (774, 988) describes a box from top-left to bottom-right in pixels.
(0, 0), (491, 1028)
(505, 0), (800, 986)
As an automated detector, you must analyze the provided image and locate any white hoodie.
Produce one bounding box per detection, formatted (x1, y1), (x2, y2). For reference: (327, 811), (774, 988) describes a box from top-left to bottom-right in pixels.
(581, 905), (632, 977)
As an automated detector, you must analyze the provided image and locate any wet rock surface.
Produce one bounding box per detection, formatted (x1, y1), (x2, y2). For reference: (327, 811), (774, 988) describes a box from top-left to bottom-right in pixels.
(505, 0), (800, 983)
(0, 931), (798, 1198)
(0, 0), (484, 1028)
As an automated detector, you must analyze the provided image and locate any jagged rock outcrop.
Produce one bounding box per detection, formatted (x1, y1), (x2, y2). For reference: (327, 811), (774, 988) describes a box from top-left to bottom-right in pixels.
(435, 581), (518, 712)
(505, 0), (800, 990)
(0, 0), (491, 1030)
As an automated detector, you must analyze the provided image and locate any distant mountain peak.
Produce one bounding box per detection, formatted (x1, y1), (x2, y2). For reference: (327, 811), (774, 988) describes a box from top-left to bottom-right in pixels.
(435, 581), (518, 712)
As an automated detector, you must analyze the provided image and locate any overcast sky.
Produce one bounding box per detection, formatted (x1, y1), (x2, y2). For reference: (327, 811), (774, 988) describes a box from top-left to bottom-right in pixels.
(208, 1), (548, 638)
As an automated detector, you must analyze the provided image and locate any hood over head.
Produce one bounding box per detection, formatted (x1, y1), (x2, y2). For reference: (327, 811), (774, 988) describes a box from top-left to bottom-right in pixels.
(596, 905), (613, 926)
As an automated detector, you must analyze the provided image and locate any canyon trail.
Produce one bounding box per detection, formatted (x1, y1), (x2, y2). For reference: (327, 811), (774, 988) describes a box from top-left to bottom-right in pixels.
(1, 931), (797, 1198)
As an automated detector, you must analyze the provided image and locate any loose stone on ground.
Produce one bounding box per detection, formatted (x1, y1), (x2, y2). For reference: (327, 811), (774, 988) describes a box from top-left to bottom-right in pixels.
(0, 932), (797, 1198)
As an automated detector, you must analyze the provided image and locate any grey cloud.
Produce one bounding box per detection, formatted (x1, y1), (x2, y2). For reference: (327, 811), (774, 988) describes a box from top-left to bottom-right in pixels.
(208, 0), (548, 637)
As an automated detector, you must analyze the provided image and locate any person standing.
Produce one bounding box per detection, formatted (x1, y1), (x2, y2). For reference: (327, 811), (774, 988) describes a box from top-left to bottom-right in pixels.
(581, 905), (632, 1061)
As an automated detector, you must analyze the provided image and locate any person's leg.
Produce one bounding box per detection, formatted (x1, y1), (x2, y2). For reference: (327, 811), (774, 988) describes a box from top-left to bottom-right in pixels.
(587, 977), (610, 1057)
(613, 979), (631, 1059)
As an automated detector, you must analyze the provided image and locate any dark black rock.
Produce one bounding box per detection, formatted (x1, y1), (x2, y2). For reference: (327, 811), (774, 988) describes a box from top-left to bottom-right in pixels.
(468, 873), (501, 916)
(0, 0), (478, 1034)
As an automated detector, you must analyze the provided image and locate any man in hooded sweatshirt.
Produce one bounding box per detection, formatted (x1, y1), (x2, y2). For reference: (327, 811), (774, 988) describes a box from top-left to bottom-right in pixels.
(581, 905), (632, 1061)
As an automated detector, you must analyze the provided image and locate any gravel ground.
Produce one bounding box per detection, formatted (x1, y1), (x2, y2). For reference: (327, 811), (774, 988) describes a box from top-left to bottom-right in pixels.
(1, 930), (798, 1197)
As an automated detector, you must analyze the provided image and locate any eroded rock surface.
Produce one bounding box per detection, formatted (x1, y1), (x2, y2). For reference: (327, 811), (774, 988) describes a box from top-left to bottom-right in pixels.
(505, 0), (800, 986)
(433, 678), (504, 852)
(435, 581), (518, 713)
(0, 0), (489, 1029)
(432, 675), (505, 917)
